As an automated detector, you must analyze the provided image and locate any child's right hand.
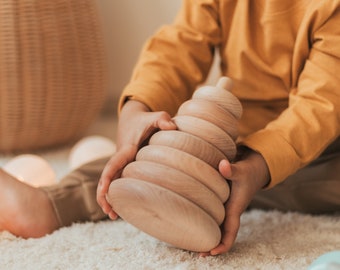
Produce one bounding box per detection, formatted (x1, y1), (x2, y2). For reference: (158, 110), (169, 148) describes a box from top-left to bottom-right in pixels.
(206, 148), (270, 256)
(96, 100), (177, 220)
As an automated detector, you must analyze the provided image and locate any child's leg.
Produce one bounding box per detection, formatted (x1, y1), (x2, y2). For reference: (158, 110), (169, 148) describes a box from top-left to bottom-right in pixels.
(0, 156), (109, 238)
(0, 168), (60, 238)
(249, 137), (340, 214)
(42, 156), (110, 227)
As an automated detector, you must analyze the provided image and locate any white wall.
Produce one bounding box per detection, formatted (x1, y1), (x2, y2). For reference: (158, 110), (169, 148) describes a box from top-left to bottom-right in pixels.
(96, 0), (182, 108)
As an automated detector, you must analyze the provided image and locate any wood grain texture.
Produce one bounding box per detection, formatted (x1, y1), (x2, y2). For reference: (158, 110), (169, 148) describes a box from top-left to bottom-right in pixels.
(122, 160), (225, 225)
(173, 115), (236, 159)
(193, 85), (243, 119)
(177, 99), (238, 140)
(149, 130), (234, 167)
(136, 145), (230, 202)
(108, 178), (221, 252)
(106, 77), (243, 252)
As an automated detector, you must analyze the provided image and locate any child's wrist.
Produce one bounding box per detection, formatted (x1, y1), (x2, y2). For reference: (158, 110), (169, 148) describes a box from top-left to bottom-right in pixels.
(237, 146), (271, 188)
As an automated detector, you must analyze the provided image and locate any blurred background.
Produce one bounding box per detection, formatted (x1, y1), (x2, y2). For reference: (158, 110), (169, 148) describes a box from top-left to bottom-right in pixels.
(96, 0), (182, 110)
(0, 0), (181, 152)
(0, 0), (219, 152)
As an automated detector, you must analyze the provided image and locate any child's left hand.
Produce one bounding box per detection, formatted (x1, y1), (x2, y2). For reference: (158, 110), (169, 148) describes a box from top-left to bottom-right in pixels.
(200, 148), (270, 256)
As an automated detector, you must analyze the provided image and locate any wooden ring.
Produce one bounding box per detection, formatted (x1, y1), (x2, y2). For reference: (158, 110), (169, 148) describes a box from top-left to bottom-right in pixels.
(136, 145), (230, 202)
(193, 85), (243, 119)
(108, 178), (221, 252)
(177, 99), (238, 140)
(173, 115), (236, 159)
(149, 130), (233, 167)
(122, 160), (225, 225)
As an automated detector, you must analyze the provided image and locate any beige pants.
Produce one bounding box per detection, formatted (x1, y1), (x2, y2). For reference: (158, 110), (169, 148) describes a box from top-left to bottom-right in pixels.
(43, 137), (340, 227)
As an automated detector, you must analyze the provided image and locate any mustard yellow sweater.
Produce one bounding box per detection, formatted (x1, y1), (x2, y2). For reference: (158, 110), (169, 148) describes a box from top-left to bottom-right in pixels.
(119, 0), (340, 188)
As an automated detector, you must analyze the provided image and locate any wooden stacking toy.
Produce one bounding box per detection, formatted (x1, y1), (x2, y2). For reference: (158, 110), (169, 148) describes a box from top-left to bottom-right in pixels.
(107, 77), (242, 252)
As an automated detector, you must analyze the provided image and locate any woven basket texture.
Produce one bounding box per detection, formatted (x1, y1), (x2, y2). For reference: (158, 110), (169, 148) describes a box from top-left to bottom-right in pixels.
(0, 0), (107, 152)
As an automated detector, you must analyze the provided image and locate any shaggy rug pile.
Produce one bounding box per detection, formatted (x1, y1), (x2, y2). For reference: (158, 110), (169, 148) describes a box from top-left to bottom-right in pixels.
(0, 208), (339, 269)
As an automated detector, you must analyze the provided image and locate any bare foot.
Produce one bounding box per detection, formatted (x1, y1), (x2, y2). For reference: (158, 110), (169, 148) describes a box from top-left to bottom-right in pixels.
(0, 169), (60, 238)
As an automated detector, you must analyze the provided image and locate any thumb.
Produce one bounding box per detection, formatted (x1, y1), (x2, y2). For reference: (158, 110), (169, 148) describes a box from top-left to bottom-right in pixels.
(219, 159), (233, 179)
(154, 112), (177, 130)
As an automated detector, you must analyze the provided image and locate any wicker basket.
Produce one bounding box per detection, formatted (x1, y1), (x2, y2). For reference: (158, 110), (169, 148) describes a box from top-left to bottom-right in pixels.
(0, 0), (107, 152)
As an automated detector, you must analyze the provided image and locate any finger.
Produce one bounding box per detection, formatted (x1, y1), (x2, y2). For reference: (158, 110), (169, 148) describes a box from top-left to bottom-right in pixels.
(97, 180), (116, 217)
(108, 211), (119, 220)
(96, 153), (130, 216)
(219, 159), (244, 183)
(198, 252), (211, 257)
(158, 118), (177, 130)
(153, 111), (177, 130)
(97, 175), (118, 218)
(136, 112), (176, 146)
(96, 160), (117, 207)
(210, 213), (240, 255)
(210, 164), (244, 255)
(219, 159), (233, 179)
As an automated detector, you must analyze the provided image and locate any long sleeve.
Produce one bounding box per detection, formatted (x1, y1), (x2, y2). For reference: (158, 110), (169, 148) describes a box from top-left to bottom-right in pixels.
(119, 0), (221, 116)
(241, 2), (340, 187)
(118, 0), (340, 188)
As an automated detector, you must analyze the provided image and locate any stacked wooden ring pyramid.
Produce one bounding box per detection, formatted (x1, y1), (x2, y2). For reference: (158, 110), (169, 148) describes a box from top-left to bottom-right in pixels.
(108, 77), (243, 252)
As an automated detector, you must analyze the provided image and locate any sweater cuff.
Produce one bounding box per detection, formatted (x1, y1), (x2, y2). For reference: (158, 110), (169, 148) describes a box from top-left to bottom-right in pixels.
(118, 81), (181, 116)
(239, 130), (301, 188)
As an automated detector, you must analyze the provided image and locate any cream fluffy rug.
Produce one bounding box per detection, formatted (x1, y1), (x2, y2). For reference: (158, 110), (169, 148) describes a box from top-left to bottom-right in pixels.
(0, 116), (339, 269)
(0, 210), (339, 269)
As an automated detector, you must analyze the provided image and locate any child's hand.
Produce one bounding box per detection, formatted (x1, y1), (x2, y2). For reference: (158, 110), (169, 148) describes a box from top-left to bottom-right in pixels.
(96, 100), (177, 220)
(202, 148), (270, 256)
(96, 146), (137, 220)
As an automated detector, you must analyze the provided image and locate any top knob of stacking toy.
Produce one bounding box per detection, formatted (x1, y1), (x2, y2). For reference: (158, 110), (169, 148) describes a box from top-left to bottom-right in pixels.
(192, 76), (242, 119)
(216, 76), (234, 90)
